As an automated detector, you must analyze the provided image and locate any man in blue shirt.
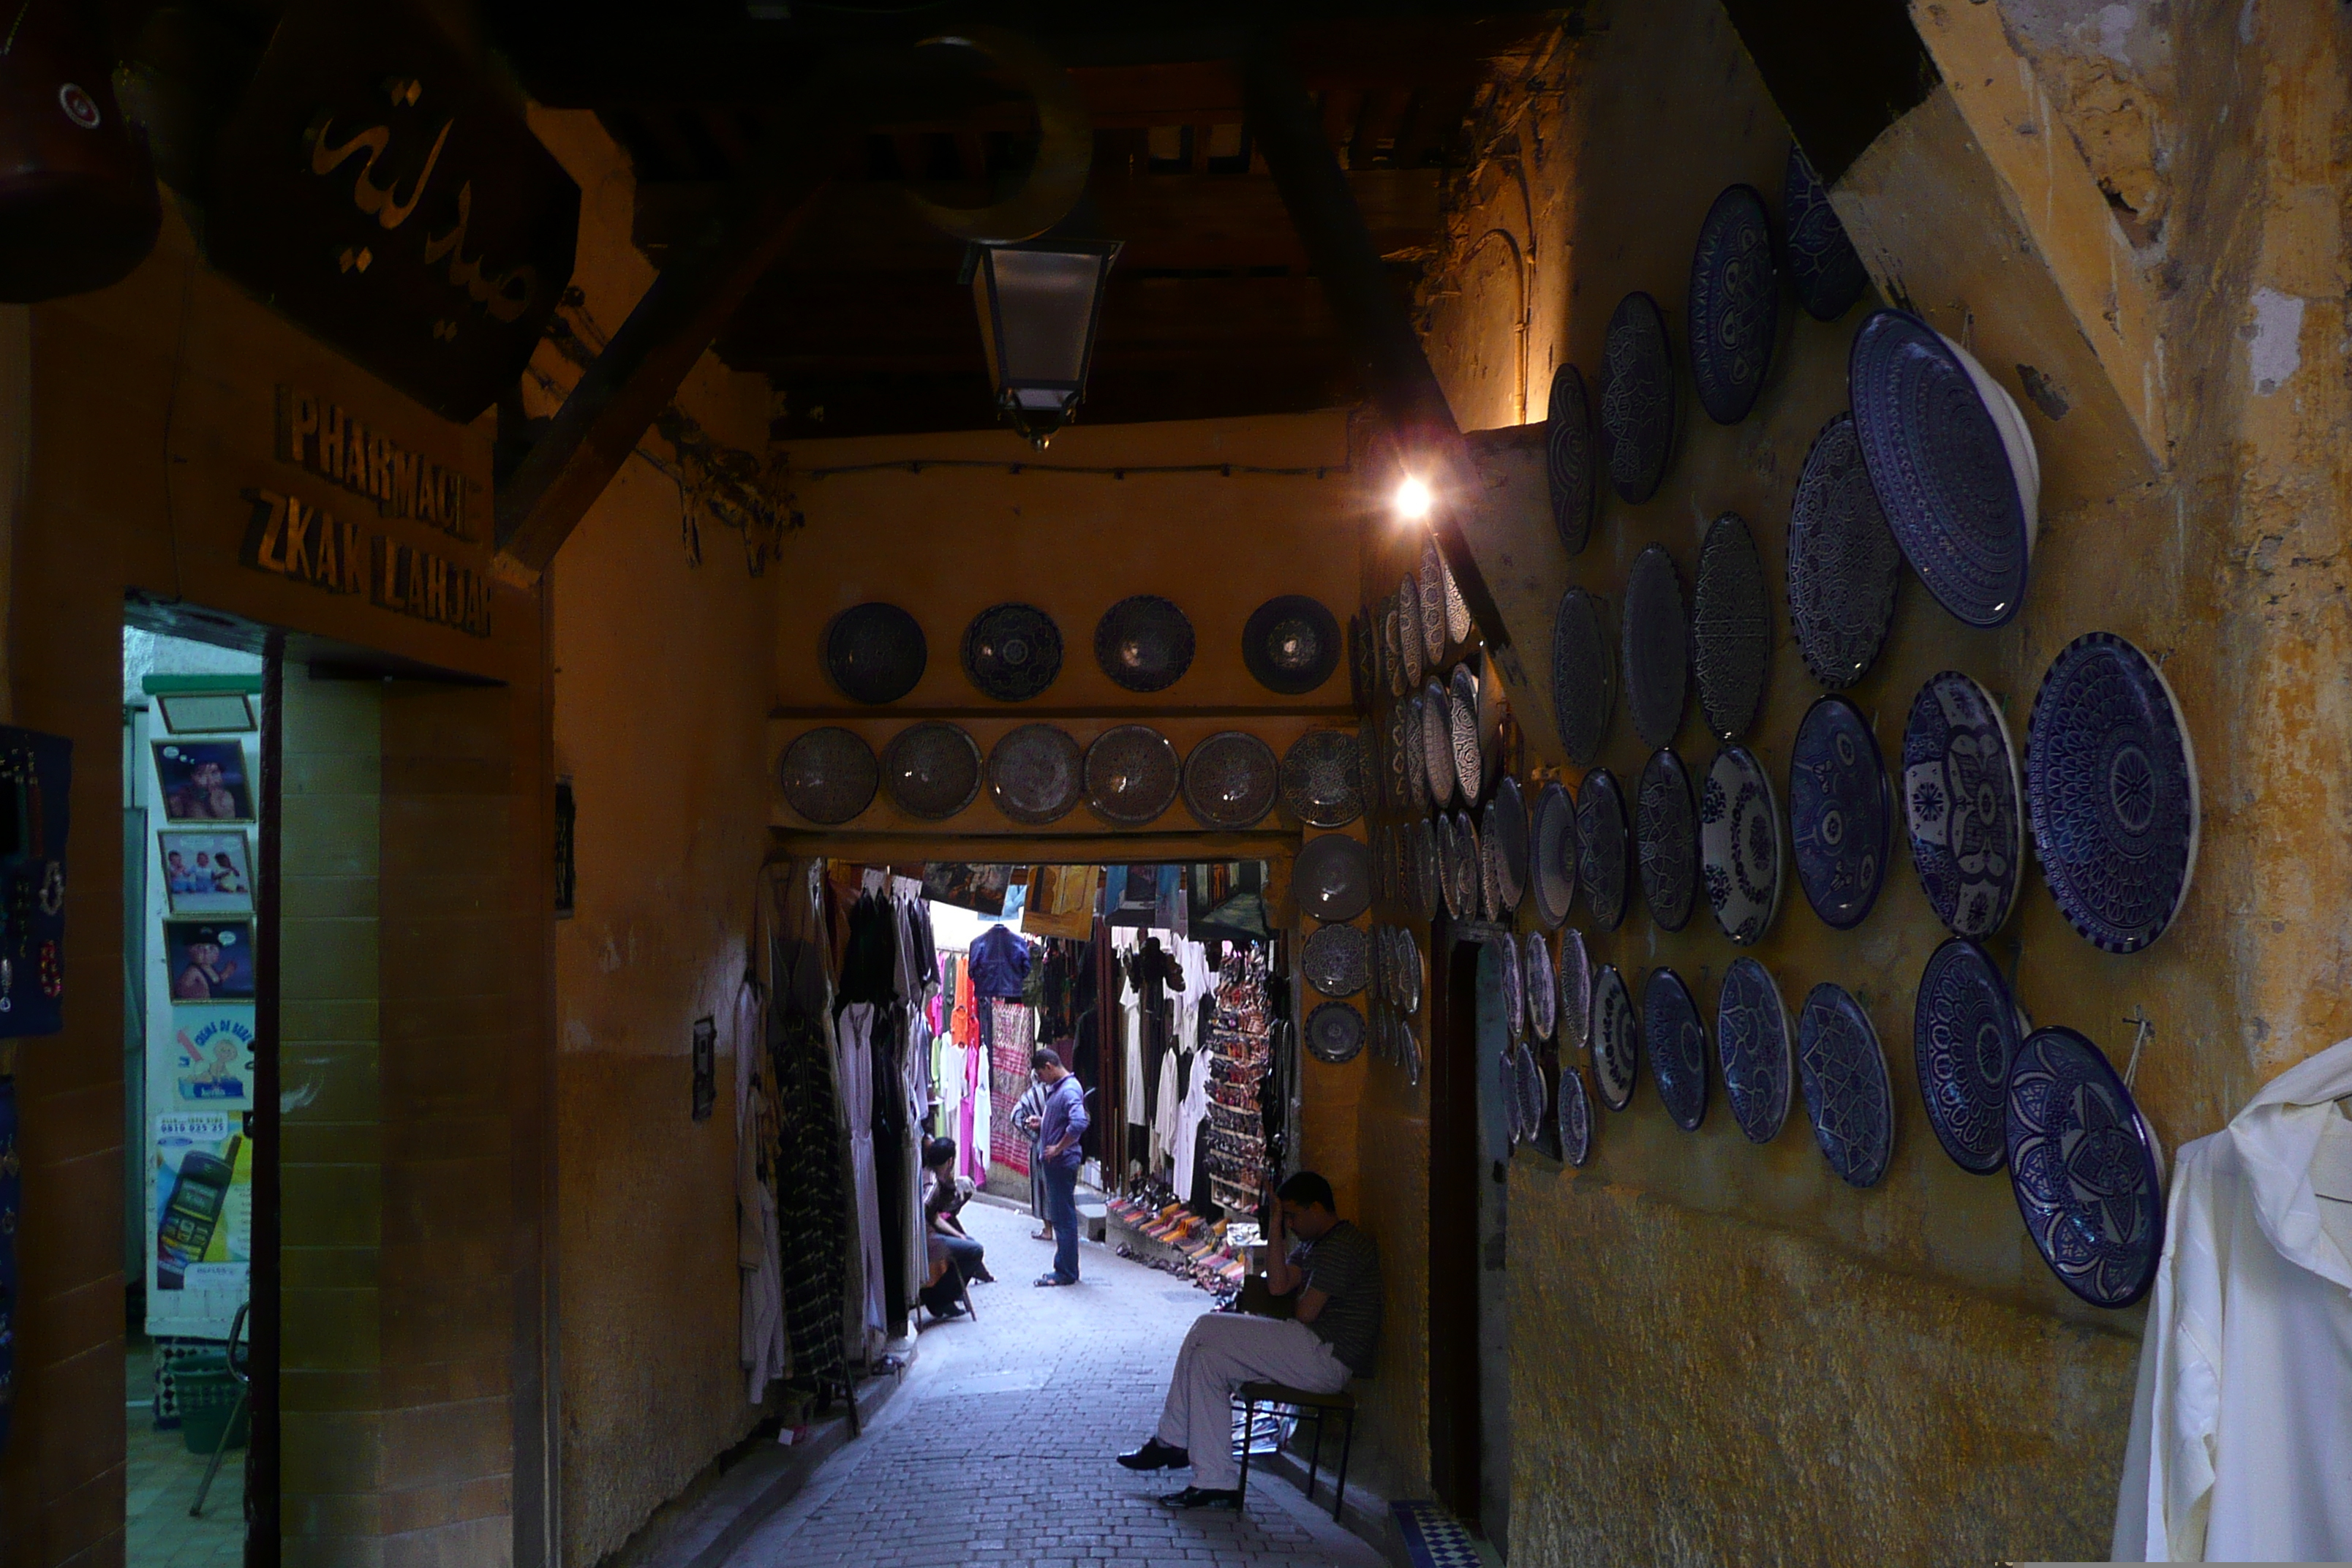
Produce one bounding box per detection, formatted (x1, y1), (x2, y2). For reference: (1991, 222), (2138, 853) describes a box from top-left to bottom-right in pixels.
(1031, 1047), (1089, 1286)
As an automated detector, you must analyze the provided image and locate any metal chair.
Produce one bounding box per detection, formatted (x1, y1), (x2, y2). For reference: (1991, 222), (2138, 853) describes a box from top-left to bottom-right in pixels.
(1233, 1379), (1357, 1521)
(190, 1303), (250, 1518)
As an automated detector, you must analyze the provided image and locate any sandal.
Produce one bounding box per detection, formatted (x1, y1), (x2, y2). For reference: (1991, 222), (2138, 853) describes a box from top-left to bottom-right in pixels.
(1031, 1229), (1053, 1240)
(1033, 1273), (1076, 1287)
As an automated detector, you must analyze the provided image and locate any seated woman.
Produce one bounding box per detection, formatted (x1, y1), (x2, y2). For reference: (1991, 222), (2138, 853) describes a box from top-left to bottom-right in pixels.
(918, 1137), (992, 1318)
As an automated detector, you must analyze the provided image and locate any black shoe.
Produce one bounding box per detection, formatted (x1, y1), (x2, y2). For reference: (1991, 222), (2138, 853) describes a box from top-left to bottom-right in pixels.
(1158, 1485), (1241, 1510)
(1033, 1273), (1076, 1287)
(1117, 1438), (1190, 1471)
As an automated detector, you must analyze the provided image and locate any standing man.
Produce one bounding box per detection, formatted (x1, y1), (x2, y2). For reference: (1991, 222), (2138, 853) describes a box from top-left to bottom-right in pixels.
(1031, 1047), (1088, 1287)
(1117, 1171), (1381, 1509)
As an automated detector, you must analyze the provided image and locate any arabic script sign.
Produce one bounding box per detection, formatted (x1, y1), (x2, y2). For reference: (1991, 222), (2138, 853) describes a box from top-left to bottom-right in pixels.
(206, 0), (578, 423)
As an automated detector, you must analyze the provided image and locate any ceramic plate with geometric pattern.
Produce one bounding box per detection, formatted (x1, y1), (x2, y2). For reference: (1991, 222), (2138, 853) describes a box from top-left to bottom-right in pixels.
(1796, 981), (1894, 1188)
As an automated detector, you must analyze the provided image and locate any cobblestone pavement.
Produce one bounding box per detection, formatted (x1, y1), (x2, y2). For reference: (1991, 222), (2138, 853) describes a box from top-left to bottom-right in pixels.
(722, 1199), (1388, 1568)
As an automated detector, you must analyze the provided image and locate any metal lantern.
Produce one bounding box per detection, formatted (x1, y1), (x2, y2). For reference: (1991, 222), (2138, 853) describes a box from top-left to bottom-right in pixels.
(968, 238), (1120, 447)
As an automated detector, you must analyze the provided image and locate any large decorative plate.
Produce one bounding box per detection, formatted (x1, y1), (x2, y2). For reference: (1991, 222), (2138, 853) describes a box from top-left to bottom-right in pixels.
(1796, 983), (1895, 1187)
(1282, 730), (1365, 829)
(1082, 724), (1180, 826)
(1701, 745), (1782, 945)
(1398, 575), (1426, 689)
(1305, 1000), (1366, 1065)
(1398, 927), (1424, 1014)
(1547, 362), (1597, 554)
(1643, 968), (1708, 1131)
(1449, 664), (1485, 807)
(780, 727), (878, 824)
(2006, 1025), (2164, 1307)
(1550, 587), (1614, 767)
(1790, 696), (1892, 930)
(1181, 731), (1279, 829)
(1421, 679), (1457, 810)
(1600, 291), (1676, 504)
(1529, 782), (1578, 929)
(1400, 695), (1429, 813)
(960, 602), (1063, 701)
(1095, 595), (1196, 692)
(1524, 932), (1555, 1040)
(1410, 815), (1441, 923)
(1850, 309), (2039, 629)
(1434, 813), (1466, 920)
(1450, 810), (1482, 921)
(1513, 1044), (1547, 1147)
(986, 723), (1084, 824)
(1559, 1064), (1594, 1166)
(1623, 544), (1689, 750)
(1382, 603), (1406, 698)
(1692, 513), (1771, 742)
(1489, 775), (1529, 913)
(1787, 412), (1901, 690)
(1303, 924), (1369, 999)
(1558, 928), (1591, 1049)
(2024, 633), (2199, 954)
(1784, 144), (1869, 321)
(1497, 932), (1523, 1041)
(1420, 543), (1449, 664)
(824, 602), (927, 704)
(1477, 806), (1503, 921)
(1687, 182), (1779, 425)
(1349, 612), (1374, 712)
(1441, 551), (1471, 647)
(1636, 747), (1699, 934)
(1915, 938), (2027, 1174)
(1903, 670), (2024, 938)
(1716, 957), (1793, 1144)
(1243, 595), (1341, 696)
(1577, 767), (1630, 931)
(1296, 833), (1372, 924)
(880, 721), (983, 819)
(1591, 965), (1640, 1112)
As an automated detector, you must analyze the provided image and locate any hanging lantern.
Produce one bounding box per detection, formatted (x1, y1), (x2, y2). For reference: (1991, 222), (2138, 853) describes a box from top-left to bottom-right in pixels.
(966, 238), (1120, 448)
(0, 0), (160, 301)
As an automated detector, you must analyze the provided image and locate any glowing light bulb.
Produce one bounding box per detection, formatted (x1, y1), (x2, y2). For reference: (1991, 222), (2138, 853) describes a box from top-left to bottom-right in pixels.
(1393, 475), (1433, 522)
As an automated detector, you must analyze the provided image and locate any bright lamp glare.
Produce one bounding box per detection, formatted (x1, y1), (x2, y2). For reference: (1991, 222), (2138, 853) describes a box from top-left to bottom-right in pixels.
(1393, 475), (1433, 522)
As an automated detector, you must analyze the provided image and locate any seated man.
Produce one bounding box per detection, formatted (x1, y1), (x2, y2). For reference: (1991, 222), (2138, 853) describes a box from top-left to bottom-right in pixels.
(916, 1136), (992, 1318)
(1117, 1170), (1380, 1509)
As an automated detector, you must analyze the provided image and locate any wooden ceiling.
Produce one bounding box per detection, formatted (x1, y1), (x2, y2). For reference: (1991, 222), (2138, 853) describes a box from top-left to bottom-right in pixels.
(486, 4), (1560, 439)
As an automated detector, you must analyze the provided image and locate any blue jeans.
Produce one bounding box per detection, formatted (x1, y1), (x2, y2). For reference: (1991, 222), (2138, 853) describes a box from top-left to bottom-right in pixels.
(1042, 1160), (1080, 1281)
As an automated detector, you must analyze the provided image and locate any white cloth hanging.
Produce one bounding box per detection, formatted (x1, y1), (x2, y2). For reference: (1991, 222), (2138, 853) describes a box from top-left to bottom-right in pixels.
(835, 1002), (889, 1352)
(1172, 1048), (1210, 1201)
(2111, 1037), (2352, 1562)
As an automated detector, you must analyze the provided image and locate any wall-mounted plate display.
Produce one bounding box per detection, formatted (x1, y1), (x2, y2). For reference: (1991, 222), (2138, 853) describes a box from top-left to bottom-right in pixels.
(1420, 543), (1449, 664)
(1489, 775), (1529, 913)
(1295, 832), (1372, 924)
(1558, 928), (1591, 1049)
(1577, 766), (1630, 931)
(1547, 362), (1597, 554)
(1524, 932), (1555, 1040)
(1498, 932), (1523, 1042)
(1398, 575), (1426, 690)
(1637, 748), (1699, 934)
(1305, 1000), (1365, 1065)
(1687, 182), (1779, 425)
(1282, 730), (1364, 829)
(1243, 594), (1341, 696)
(1788, 412), (1901, 690)
(1623, 544), (1689, 751)
(2005, 1025), (2164, 1307)
(1915, 938), (2027, 1175)
(1701, 745), (1783, 945)
(1716, 957), (1792, 1145)
(960, 602), (1062, 701)
(1410, 815), (1441, 924)
(1550, 587), (1614, 768)
(1591, 964), (1639, 1111)
(1850, 309), (2040, 629)
(1450, 810), (1482, 922)
(1796, 982), (1894, 1188)
(986, 724), (1084, 824)
(1903, 670), (2023, 938)
(1180, 730), (1279, 829)
(1421, 679), (1456, 811)
(880, 721), (983, 820)
(1790, 696), (1892, 930)
(825, 602), (927, 705)
(1449, 663), (1485, 808)
(1643, 967), (1708, 1132)
(1692, 513), (1771, 742)
(1095, 595), (1196, 692)
(1783, 144), (1869, 321)
(1082, 724), (1180, 826)
(1600, 290), (1676, 504)
(1560, 1063), (1594, 1166)
(780, 727), (878, 824)
(1529, 782), (1578, 929)
(1399, 696), (1428, 814)
(2025, 632), (2199, 954)
(1303, 924), (1369, 999)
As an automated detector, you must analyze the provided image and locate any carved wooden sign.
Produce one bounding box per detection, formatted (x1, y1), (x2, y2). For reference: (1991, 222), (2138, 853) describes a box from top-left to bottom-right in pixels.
(205, 0), (579, 422)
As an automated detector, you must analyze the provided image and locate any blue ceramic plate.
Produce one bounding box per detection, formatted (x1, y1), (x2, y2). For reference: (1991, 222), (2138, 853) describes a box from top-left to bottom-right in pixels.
(2024, 632), (2199, 954)
(1591, 964), (1640, 1112)
(1547, 363), (1597, 554)
(1692, 513), (1771, 742)
(1559, 1063), (1594, 1166)
(1550, 587), (1614, 767)
(1643, 967), (1708, 1132)
(961, 601), (1063, 701)
(1789, 695), (1892, 930)
(1410, 815), (1439, 924)
(825, 601), (927, 704)
(1557, 927), (1591, 1049)
(1397, 576), (1425, 690)
(1601, 291), (1676, 503)
(1782, 144), (1869, 321)
(1849, 309), (2038, 628)
(1716, 958), (1793, 1144)
(2005, 1025), (2164, 1307)
(1701, 745), (1782, 945)
(1281, 729), (1364, 830)
(1490, 775), (1529, 913)
(1636, 747), (1698, 933)
(1902, 670), (2023, 937)
(1421, 679), (1455, 810)
(1095, 595), (1195, 692)
(1420, 543), (1448, 665)
(1787, 412), (1901, 690)
(1305, 1000), (1365, 1065)
(1687, 183), (1779, 424)
(1623, 544), (1689, 750)
(1497, 930), (1524, 1043)
(1915, 938), (2027, 1175)
(1523, 932), (1555, 1040)
(1796, 982), (1894, 1187)
(1529, 781), (1578, 930)
(1243, 595), (1341, 696)
(1576, 767), (1631, 932)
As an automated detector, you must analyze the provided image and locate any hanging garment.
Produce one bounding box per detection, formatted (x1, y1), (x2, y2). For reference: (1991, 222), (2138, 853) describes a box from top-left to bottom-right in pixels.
(835, 1002), (889, 1350)
(736, 970), (786, 1400)
(1172, 936), (1214, 1063)
(2112, 1037), (2352, 1563)
(771, 1003), (848, 1393)
(959, 1036), (984, 1185)
(1173, 1044), (1210, 1203)
(969, 922), (1031, 998)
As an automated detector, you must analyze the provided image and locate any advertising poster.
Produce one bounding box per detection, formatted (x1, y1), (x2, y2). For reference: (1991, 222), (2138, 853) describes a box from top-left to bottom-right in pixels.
(152, 1112), (254, 1294)
(168, 1007), (255, 1104)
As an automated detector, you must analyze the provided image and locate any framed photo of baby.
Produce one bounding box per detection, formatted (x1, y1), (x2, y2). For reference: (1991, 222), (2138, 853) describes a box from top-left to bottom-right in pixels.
(153, 741), (254, 823)
(158, 831), (255, 914)
(164, 920), (255, 1003)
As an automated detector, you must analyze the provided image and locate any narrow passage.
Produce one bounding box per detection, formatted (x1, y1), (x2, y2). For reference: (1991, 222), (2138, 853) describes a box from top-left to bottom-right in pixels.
(723, 1201), (1387, 1568)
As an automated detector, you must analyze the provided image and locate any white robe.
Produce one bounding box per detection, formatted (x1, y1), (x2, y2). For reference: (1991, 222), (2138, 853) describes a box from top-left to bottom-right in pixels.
(2111, 1036), (2352, 1562)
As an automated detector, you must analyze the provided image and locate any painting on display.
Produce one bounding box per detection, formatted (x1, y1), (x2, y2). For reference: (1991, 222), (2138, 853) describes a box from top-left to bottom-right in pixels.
(158, 831), (255, 914)
(922, 863), (1010, 916)
(165, 920), (256, 1003)
(152, 741), (255, 823)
